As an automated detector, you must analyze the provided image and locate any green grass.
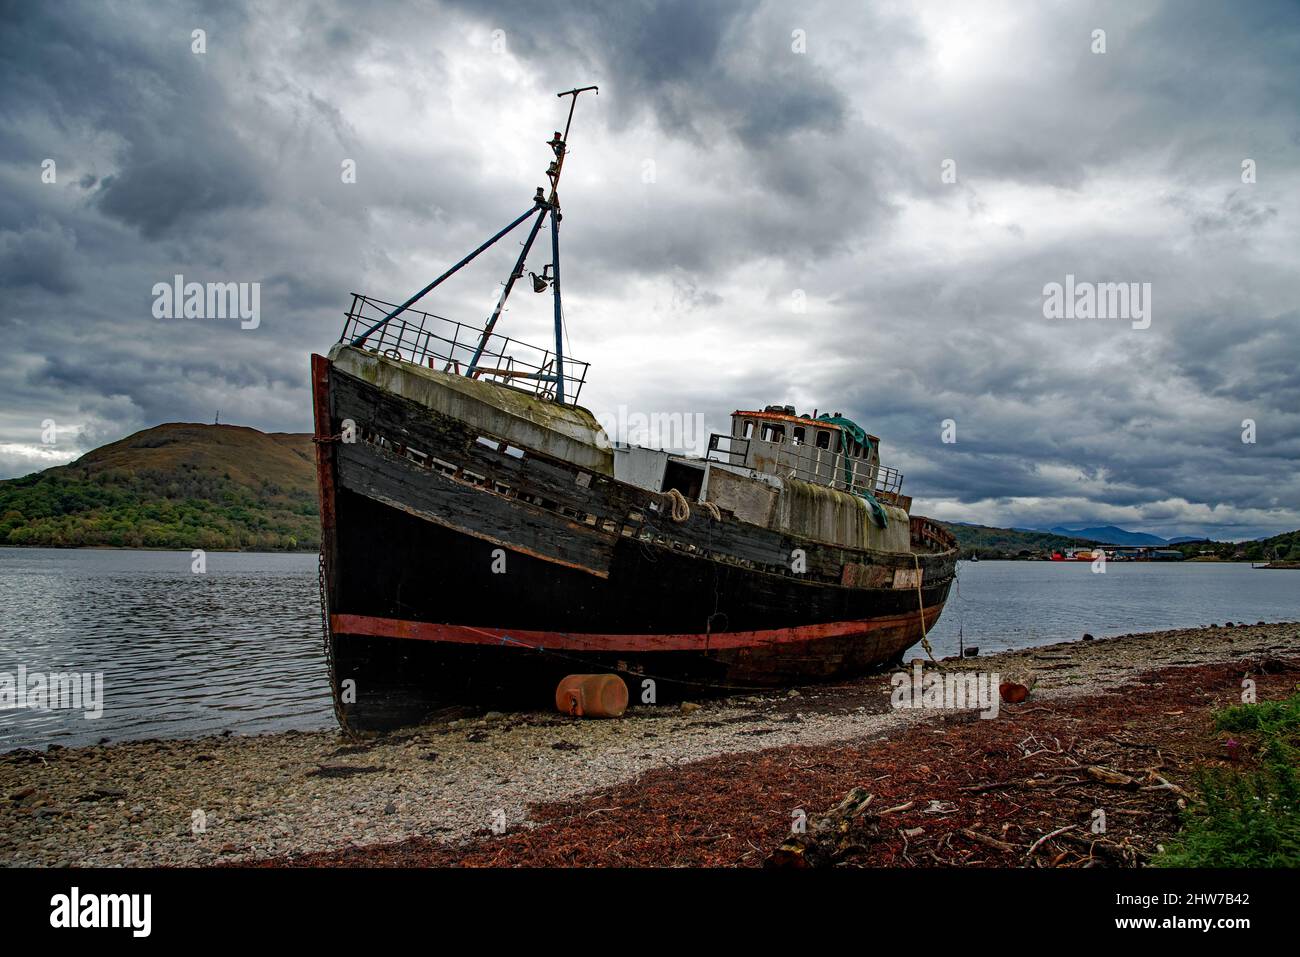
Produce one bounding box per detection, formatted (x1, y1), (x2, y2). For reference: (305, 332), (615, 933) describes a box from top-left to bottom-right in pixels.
(0, 469), (318, 550)
(1156, 690), (1300, 867)
(939, 522), (1101, 559)
(1170, 528), (1300, 562)
(0, 424), (320, 551)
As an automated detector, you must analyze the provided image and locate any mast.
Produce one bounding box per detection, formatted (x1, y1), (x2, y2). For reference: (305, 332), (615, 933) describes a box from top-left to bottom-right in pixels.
(465, 86), (597, 402)
(545, 86), (597, 402)
(352, 88), (597, 403)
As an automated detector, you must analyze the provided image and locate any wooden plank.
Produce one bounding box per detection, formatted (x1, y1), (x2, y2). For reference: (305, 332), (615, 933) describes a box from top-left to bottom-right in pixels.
(311, 355), (339, 596)
(332, 368), (600, 489)
(335, 440), (617, 578)
(329, 365), (958, 591)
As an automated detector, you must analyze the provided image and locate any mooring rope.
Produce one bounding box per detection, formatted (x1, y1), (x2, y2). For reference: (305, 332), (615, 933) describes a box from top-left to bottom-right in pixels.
(663, 487), (691, 523)
(660, 489), (720, 522)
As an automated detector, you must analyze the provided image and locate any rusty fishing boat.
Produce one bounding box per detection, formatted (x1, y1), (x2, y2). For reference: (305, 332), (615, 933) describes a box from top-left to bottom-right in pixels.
(311, 89), (958, 729)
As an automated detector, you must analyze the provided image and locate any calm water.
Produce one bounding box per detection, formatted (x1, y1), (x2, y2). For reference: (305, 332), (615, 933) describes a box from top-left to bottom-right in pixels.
(927, 560), (1298, 657)
(0, 549), (332, 751)
(1, 549), (1296, 750)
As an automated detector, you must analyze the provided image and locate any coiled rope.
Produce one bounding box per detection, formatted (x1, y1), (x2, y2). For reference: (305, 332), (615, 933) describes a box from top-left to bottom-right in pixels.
(663, 488), (691, 523)
(661, 488), (721, 523)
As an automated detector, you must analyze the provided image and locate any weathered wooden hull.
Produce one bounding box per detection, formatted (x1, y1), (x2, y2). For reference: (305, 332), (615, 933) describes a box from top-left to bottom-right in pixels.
(312, 352), (957, 730)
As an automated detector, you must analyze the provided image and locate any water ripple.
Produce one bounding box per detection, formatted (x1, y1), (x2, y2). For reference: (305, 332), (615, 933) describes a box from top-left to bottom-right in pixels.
(0, 548), (333, 751)
(1, 549), (1296, 751)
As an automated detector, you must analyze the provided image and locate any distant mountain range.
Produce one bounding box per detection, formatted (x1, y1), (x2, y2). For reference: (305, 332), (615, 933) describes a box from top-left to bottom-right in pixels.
(1026, 525), (1205, 547)
(946, 522), (1299, 562)
(941, 522), (1102, 558)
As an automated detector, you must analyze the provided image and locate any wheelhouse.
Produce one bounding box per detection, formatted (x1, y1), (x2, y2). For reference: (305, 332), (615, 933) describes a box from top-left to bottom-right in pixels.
(710, 405), (907, 509)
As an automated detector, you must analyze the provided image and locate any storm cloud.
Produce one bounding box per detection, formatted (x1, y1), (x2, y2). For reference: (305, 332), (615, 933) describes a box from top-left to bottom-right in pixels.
(1, 0), (1297, 540)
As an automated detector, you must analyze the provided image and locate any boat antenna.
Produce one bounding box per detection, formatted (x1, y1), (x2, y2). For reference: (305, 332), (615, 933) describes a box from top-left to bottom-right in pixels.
(465, 85), (597, 404)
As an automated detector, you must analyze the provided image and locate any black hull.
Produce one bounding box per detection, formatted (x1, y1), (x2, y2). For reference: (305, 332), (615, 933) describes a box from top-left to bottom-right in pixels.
(312, 353), (958, 730)
(330, 487), (952, 726)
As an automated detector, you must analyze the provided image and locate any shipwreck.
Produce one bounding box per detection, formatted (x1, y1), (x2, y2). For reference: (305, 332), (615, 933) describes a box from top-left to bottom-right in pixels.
(311, 89), (958, 729)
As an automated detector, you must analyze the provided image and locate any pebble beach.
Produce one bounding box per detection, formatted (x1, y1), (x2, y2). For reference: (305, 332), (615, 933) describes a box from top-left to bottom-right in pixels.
(2, 620), (1297, 867)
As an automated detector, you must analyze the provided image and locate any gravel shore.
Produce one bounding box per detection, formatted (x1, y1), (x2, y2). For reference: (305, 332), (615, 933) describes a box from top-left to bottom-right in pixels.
(3, 620), (1297, 867)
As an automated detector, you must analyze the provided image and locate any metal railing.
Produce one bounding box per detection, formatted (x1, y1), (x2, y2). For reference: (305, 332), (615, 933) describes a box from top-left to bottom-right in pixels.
(337, 293), (590, 404)
(707, 432), (904, 499)
(706, 432), (750, 466)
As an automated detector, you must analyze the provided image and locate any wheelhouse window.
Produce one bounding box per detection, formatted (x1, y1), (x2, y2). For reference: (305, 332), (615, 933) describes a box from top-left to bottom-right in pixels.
(792, 426), (805, 444)
(760, 423), (784, 443)
(742, 420), (754, 439)
(815, 430), (830, 449)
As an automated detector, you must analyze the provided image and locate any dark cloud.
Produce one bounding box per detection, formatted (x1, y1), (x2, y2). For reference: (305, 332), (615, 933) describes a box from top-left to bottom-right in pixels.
(0, 0), (1296, 541)
(446, 0), (847, 144)
(0, 218), (80, 294)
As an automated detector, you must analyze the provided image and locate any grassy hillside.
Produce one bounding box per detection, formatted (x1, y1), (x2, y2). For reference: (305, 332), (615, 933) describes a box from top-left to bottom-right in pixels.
(939, 522), (1101, 559)
(0, 424), (318, 551)
(1169, 529), (1300, 563)
(945, 522), (1300, 562)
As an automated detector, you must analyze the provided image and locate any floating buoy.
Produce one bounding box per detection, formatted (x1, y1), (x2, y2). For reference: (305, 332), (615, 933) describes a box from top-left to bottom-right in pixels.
(556, 674), (628, 718)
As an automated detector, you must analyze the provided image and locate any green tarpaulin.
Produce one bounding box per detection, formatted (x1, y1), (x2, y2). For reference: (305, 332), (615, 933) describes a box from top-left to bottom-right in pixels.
(816, 413), (888, 528)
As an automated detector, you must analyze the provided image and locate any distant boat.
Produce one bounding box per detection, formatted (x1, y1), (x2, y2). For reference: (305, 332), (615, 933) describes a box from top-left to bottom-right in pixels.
(1051, 549), (1100, 562)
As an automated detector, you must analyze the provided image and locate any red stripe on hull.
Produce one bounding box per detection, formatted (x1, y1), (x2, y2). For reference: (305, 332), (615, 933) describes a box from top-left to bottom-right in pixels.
(331, 607), (945, 653)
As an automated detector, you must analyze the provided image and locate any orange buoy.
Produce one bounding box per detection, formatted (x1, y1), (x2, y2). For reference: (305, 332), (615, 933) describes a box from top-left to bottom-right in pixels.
(999, 681), (1030, 704)
(556, 674), (629, 718)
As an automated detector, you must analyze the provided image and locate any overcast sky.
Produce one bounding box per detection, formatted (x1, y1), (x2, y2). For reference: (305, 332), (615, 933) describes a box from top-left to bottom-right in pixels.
(2, 0), (1297, 540)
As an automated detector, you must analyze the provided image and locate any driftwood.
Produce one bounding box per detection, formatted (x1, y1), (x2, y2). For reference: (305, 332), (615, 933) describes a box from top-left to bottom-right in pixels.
(960, 828), (1017, 853)
(766, 787), (883, 868)
(1085, 765), (1139, 788)
(1056, 830), (1143, 864)
(1025, 823), (1076, 856)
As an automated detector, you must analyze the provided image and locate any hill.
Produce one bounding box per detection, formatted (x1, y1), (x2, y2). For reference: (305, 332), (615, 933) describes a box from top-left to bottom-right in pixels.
(1251, 528), (1300, 562)
(0, 423), (318, 551)
(1168, 528), (1300, 563)
(940, 522), (1101, 559)
(1041, 524), (1172, 546)
(1037, 524), (1206, 546)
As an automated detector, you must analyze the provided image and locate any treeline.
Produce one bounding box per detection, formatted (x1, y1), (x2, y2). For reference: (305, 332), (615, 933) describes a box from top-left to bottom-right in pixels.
(940, 522), (1099, 560)
(0, 463), (319, 551)
(943, 521), (1300, 562)
(1169, 530), (1300, 563)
